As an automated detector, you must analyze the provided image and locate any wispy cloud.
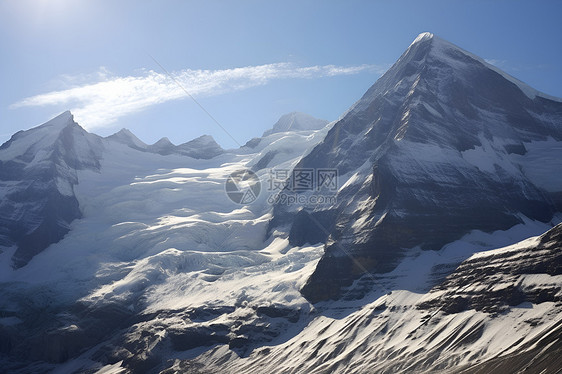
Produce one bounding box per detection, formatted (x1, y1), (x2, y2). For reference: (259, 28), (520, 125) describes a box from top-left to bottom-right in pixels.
(11, 62), (387, 130)
(484, 58), (508, 68)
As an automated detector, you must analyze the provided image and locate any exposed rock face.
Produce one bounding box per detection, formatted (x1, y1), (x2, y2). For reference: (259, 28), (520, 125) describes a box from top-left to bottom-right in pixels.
(416, 223), (562, 374)
(418, 223), (562, 314)
(0, 111), (103, 268)
(270, 33), (562, 302)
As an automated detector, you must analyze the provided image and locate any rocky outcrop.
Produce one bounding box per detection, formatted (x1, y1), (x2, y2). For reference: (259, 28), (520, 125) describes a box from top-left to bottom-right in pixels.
(418, 223), (562, 314)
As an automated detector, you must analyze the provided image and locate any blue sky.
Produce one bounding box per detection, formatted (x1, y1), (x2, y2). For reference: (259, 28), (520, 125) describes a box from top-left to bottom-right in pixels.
(1, 0), (561, 148)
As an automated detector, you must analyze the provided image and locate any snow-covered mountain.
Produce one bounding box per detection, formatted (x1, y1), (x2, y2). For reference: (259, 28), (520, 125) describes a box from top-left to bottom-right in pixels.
(1, 33), (561, 374)
(0, 114), (228, 269)
(270, 32), (562, 303)
(0, 111), (103, 268)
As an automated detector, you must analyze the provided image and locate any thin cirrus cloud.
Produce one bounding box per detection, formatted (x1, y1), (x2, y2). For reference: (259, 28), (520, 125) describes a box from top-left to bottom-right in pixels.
(11, 62), (387, 130)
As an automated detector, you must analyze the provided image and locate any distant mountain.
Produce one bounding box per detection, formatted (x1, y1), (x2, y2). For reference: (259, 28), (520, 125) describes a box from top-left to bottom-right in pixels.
(107, 129), (224, 159)
(262, 112), (329, 137)
(176, 135), (224, 159)
(148, 136), (177, 155)
(105, 128), (147, 151)
(239, 112), (329, 171)
(270, 32), (562, 302)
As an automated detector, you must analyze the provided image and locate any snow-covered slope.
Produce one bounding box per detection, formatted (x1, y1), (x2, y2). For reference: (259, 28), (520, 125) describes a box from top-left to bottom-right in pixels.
(270, 31), (562, 303)
(170, 222), (562, 374)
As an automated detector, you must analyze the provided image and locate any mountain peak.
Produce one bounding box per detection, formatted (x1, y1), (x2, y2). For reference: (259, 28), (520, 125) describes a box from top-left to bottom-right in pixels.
(407, 33), (562, 103)
(37, 110), (76, 130)
(351, 32), (561, 119)
(116, 128), (134, 136)
(0, 111), (103, 268)
(411, 31), (434, 45)
(263, 112), (328, 137)
(106, 128), (147, 150)
(0, 111), (84, 161)
(409, 32), (468, 55)
(274, 33), (562, 304)
(153, 137), (174, 147)
(177, 134), (224, 159)
(191, 134), (216, 143)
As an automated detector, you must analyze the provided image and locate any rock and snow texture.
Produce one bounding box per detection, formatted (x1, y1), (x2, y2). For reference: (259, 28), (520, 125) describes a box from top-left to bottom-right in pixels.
(167, 222), (562, 374)
(270, 31), (562, 303)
